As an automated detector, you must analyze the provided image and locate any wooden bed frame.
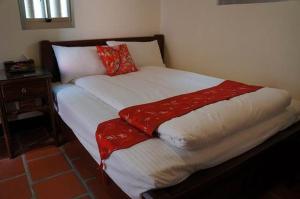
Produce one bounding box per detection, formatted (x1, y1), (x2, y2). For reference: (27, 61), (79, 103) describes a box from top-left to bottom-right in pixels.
(40, 34), (300, 199)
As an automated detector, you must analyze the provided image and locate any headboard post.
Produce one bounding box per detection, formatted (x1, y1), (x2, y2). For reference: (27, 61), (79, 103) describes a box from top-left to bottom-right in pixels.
(154, 34), (164, 60)
(40, 40), (61, 82)
(40, 34), (165, 82)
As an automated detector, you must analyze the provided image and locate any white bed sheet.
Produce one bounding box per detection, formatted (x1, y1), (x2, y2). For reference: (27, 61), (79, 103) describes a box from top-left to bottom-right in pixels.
(74, 66), (291, 150)
(53, 83), (300, 199)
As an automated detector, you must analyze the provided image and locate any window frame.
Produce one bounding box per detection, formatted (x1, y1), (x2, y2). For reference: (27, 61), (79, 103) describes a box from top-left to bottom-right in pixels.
(18, 0), (74, 30)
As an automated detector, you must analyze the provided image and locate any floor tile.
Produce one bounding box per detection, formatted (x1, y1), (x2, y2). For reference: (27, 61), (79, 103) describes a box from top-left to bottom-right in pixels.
(73, 157), (99, 180)
(79, 196), (91, 199)
(0, 156), (24, 180)
(63, 140), (87, 160)
(28, 154), (70, 181)
(82, 152), (99, 170)
(26, 145), (61, 161)
(0, 175), (31, 199)
(33, 172), (86, 199)
(86, 178), (111, 199)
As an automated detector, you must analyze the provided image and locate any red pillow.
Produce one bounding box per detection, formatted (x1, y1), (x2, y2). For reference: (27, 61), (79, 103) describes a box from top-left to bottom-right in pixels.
(96, 44), (138, 76)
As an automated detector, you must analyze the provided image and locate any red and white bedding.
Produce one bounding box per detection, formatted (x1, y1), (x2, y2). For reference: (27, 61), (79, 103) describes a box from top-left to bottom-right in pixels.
(52, 41), (298, 199)
(74, 66), (291, 150)
(53, 83), (300, 199)
(96, 80), (263, 160)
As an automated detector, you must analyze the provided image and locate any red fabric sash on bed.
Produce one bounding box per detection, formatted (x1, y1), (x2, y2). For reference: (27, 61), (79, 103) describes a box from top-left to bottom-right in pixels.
(96, 80), (262, 162)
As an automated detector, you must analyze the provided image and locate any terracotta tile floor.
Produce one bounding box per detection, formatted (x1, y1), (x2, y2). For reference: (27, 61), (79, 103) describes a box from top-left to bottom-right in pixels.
(0, 125), (299, 199)
(0, 141), (111, 199)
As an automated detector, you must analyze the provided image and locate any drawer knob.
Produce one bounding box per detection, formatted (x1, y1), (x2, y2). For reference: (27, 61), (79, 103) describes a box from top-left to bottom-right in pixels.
(21, 88), (27, 95)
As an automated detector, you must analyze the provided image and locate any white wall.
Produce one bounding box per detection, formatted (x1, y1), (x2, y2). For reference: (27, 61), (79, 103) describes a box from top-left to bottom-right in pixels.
(161, 0), (300, 99)
(1, 0), (299, 99)
(0, 0), (160, 67)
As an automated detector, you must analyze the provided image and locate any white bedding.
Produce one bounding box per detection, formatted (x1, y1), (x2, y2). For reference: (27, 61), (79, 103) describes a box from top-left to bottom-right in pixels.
(53, 83), (300, 199)
(74, 66), (291, 150)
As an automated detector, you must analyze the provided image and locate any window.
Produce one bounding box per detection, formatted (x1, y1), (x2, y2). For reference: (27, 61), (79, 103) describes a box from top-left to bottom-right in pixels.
(18, 0), (73, 30)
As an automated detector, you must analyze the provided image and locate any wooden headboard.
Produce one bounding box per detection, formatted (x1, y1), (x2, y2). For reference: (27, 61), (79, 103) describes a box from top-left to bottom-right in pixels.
(40, 34), (164, 82)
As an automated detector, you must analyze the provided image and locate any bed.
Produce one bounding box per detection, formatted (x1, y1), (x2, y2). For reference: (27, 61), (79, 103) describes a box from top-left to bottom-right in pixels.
(40, 35), (300, 199)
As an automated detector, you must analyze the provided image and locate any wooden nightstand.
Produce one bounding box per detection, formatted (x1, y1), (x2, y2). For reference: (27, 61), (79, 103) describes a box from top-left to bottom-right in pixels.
(0, 69), (58, 158)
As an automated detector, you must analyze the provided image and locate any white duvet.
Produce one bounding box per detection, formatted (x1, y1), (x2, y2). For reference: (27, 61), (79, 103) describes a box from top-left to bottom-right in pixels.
(74, 66), (291, 150)
(54, 84), (300, 199)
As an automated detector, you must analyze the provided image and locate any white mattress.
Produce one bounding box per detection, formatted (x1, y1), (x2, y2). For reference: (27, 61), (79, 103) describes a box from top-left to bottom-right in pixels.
(74, 66), (291, 150)
(53, 83), (300, 199)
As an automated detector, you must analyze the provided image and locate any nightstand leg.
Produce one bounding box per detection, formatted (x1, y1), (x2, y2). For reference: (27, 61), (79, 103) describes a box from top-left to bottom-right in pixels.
(3, 133), (13, 158)
(0, 112), (13, 158)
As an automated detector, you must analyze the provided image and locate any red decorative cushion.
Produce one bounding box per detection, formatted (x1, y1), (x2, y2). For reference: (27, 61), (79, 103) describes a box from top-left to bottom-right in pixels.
(96, 44), (138, 76)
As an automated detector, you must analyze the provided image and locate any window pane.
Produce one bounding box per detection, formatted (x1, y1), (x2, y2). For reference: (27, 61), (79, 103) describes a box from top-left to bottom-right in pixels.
(32, 0), (45, 18)
(49, 0), (60, 18)
(49, 0), (69, 18)
(60, 0), (69, 18)
(23, 0), (69, 19)
(24, 0), (45, 19)
(24, 0), (34, 18)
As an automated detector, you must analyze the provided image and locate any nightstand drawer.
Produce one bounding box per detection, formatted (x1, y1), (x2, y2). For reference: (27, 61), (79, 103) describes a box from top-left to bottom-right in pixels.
(1, 79), (48, 101)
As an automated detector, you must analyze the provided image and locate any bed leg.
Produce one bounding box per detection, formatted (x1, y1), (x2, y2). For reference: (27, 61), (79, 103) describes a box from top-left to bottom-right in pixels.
(100, 169), (111, 186)
(54, 112), (62, 146)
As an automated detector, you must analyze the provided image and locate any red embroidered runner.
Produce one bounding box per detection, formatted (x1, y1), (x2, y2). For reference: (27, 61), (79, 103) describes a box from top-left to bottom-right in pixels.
(96, 118), (150, 160)
(119, 80), (262, 135)
(96, 80), (262, 161)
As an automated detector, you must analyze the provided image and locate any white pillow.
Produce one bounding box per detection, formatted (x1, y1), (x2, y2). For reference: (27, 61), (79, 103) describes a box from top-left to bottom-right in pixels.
(52, 45), (105, 83)
(106, 40), (165, 68)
